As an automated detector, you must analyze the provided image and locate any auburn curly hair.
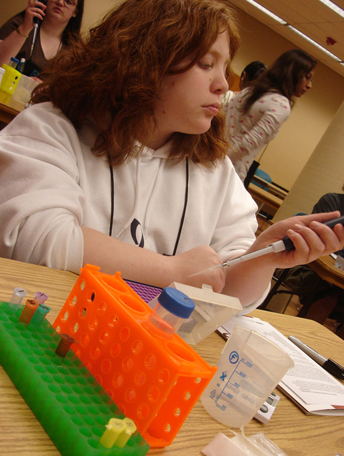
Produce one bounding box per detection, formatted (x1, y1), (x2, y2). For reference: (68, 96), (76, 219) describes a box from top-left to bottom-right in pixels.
(32, 0), (240, 166)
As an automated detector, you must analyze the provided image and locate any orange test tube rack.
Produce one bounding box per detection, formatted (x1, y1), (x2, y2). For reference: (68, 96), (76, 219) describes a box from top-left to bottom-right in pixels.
(53, 264), (217, 448)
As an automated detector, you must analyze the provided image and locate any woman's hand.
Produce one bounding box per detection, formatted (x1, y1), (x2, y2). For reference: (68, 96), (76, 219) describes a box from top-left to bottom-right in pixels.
(82, 228), (226, 292)
(170, 246), (226, 293)
(251, 211), (344, 269)
(21, 0), (46, 36)
(220, 212), (344, 306)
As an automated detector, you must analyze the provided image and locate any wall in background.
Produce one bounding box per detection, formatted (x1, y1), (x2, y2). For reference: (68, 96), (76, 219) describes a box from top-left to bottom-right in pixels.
(274, 100), (344, 221)
(230, 7), (344, 191)
(1, 1), (30, 24)
(1, 1), (344, 191)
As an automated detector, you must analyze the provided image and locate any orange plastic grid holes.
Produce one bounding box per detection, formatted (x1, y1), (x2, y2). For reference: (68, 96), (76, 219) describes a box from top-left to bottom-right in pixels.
(53, 265), (217, 448)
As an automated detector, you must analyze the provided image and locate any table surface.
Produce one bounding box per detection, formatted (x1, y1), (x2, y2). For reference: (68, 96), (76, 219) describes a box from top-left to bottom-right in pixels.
(250, 175), (288, 200)
(248, 183), (284, 212)
(0, 89), (24, 124)
(0, 257), (344, 456)
(309, 255), (344, 290)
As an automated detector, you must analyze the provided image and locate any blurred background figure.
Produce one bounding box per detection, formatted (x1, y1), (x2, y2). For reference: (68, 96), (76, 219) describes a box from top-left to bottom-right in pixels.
(281, 189), (344, 339)
(222, 60), (267, 110)
(226, 49), (316, 183)
(0, 0), (84, 78)
(238, 60), (267, 91)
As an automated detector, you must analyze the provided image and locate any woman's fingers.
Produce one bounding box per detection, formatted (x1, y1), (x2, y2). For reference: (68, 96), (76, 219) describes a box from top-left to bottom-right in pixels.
(285, 219), (344, 264)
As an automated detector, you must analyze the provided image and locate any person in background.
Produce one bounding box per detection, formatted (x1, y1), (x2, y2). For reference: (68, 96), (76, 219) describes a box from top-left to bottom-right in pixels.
(226, 49), (316, 182)
(0, 0), (343, 315)
(0, 0), (84, 78)
(239, 60), (267, 90)
(282, 189), (344, 339)
(222, 60), (266, 110)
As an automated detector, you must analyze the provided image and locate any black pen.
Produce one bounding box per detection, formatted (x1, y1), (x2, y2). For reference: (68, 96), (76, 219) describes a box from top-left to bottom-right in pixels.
(288, 335), (344, 381)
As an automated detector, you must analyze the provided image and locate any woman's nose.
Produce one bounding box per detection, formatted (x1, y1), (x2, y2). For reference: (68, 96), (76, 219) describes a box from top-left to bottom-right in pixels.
(213, 71), (229, 94)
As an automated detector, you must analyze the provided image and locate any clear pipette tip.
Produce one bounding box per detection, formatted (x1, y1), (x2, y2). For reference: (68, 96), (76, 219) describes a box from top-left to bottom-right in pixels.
(188, 263), (224, 277)
(189, 240), (286, 278)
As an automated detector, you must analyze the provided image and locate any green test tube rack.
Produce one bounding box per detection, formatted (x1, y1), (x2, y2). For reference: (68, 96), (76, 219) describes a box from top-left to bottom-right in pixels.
(0, 302), (149, 456)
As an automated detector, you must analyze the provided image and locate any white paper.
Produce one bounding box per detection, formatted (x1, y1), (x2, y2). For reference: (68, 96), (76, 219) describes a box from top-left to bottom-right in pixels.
(201, 432), (283, 456)
(201, 432), (252, 456)
(219, 316), (344, 415)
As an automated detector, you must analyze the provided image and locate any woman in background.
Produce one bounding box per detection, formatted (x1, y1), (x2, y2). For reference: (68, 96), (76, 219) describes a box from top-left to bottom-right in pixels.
(283, 188), (344, 339)
(226, 49), (316, 182)
(238, 60), (267, 91)
(0, 0), (84, 77)
(221, 60), (266, 111)
(0, 0), (343, 314)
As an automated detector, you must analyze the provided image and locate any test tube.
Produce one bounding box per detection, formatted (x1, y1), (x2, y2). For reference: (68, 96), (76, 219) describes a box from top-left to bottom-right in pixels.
(34, 291), (49, 305)
(29, 303), (51, 326)
(100, 418), (126, 449)
(9, 57), (19, 68)
(148, 287), (195, 336)
(115, 418), (137, 447)
(16, 57), (25, 73)
(55, 333), (76, 358)
(19, 299), (39, 324)
(8, 287), (27, 310)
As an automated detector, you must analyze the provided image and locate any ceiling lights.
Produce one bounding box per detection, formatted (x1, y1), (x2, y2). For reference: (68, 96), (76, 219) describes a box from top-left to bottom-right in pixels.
(244, 0), (287, 24)
(242, 0), (343, 64)
(287, 26), (342, 62)
(318, 0), (344, 18)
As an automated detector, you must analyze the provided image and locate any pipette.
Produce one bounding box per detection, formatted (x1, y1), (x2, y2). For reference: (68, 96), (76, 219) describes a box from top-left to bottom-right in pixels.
(30, 23), (39, 58)
(189, 215), (344, 278)
(30, 0), (47, 58)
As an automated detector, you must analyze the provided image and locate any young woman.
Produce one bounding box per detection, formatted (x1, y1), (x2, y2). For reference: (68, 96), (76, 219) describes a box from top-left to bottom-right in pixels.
(0, 0), (343, 314)
(222, 60), (267, 111)
(238, 60), (267, 91)
(226, 49), (316, 182)
(0, 0), (84, 77)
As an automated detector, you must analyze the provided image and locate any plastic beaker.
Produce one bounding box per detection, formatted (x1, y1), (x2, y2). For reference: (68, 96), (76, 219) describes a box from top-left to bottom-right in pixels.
(12, 74), (39, 104)
(201, 324), (294, 428)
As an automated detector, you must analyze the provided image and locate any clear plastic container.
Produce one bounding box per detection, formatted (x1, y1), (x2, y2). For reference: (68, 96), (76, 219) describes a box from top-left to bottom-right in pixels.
(8, 287), (27, 310)
(12, 74), (39, 104)
(167, 282), (243, 345)
(148, 287), (195, 336)
(201, 324), (294, 428)
(9, 57), (19, 69)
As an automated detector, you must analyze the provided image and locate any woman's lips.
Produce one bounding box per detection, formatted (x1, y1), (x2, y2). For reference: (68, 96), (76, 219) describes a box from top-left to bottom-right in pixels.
(203, 104), (220, 115)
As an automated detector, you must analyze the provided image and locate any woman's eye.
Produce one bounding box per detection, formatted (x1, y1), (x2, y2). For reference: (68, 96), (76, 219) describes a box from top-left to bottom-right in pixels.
(199, 62), (213, 69)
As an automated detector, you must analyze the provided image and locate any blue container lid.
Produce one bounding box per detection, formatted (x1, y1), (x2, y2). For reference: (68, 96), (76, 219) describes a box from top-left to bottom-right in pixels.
(158, 288), (195, 318)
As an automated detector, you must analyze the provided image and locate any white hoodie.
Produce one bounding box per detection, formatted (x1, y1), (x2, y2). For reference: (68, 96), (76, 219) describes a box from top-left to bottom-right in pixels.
(0, 102), (262, 308)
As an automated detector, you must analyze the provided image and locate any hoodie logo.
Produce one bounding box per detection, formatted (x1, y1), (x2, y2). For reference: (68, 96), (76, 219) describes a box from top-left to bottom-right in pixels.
(130, 218), (144, 248)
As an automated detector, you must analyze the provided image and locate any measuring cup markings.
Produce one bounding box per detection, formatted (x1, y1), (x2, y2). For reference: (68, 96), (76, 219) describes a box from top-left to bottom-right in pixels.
(229, 350), (239, 364)
(201, 325), (294, 428)
(213, 357), (252, 410)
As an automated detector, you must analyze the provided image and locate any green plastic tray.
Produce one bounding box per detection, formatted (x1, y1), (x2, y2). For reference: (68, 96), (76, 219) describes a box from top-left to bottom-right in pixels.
(0, 302), (149, 456)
